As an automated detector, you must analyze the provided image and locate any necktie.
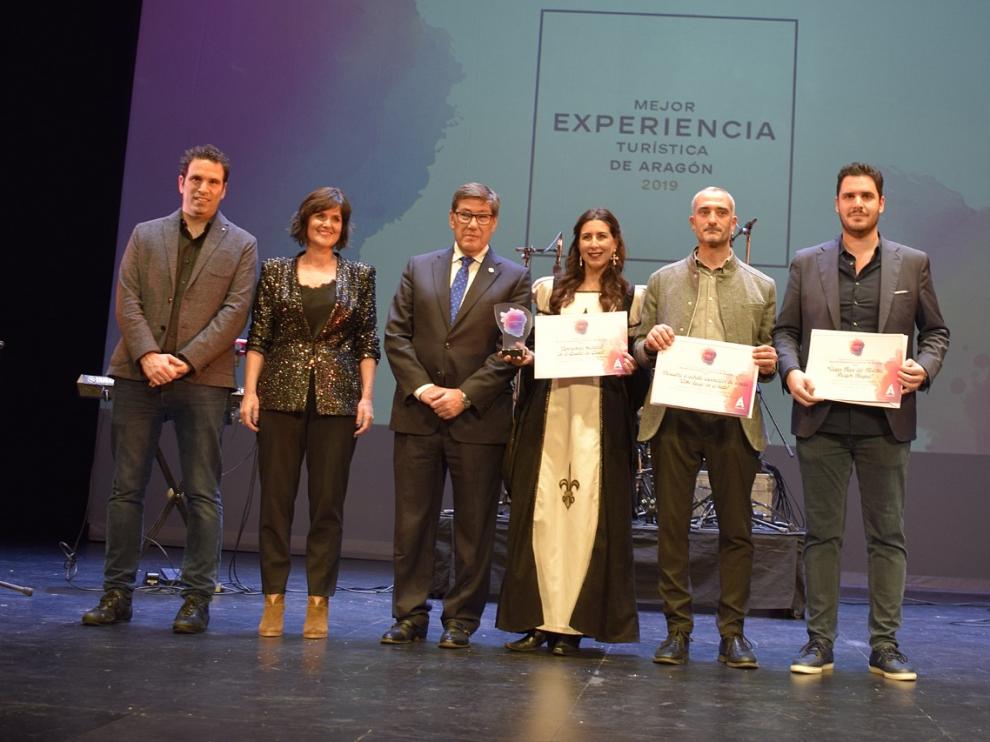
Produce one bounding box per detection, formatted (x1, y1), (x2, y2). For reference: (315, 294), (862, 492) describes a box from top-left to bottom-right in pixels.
(450, 255), (472, 323)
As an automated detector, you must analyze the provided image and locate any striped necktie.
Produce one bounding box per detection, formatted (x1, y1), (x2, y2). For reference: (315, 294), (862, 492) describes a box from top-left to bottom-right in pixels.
(450, 255), (472, 323)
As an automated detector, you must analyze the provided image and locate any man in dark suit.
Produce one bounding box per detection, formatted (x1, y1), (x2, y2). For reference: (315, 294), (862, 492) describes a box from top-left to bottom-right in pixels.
(382, 182), (530, 649)
(774, 162), (949, 680)
(82, 144), (258, 633)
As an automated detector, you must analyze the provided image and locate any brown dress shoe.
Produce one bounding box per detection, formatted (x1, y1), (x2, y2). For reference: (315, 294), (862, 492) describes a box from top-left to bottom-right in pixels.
(653, 632), (690, 665)
(258, 594), (285, 637)
(718, 634), (759, 669)
(303, 596), (329, 639)
(438, 620), (470, 649)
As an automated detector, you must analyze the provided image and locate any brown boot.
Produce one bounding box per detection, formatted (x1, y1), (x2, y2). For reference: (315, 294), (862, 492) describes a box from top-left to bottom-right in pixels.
(303, 596), (329, 639)
(258, 594), (285, 637)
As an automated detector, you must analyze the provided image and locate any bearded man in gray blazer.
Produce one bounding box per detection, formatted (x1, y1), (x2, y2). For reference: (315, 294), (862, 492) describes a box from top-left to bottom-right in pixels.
(82, 144), (257, 633)
(634, 186), (778, 669)
(382, 182), (530, 649)
(775, 163), (949, 680)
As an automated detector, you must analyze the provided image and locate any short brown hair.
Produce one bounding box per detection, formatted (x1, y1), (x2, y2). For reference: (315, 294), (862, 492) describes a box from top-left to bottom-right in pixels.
(179, 144), (231, 182)
(450, 182), (500, 216)
(289, 187), (353, 248)
(836, 162), (884, 197)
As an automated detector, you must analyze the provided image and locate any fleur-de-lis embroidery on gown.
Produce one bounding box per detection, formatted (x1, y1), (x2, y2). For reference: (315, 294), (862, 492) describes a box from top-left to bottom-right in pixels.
(558, 464), (579, 510)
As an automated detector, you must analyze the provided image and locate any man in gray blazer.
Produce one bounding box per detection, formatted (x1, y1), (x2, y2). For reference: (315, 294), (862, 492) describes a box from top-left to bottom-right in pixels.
(775, 162), (949, 680)
(634, 187), (778, 669)
(82, 144), (257, 633)
(382, 182), (530, 649)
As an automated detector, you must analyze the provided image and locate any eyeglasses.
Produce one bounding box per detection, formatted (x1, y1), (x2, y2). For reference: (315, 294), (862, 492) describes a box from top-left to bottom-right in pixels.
(453, 210), (494, 226)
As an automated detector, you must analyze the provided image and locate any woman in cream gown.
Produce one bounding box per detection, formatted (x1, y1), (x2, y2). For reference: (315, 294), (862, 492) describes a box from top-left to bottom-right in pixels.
(496, 208), (642, 655)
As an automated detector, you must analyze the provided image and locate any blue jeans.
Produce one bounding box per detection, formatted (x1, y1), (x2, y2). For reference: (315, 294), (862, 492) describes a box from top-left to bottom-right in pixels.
(797, 432), (910, 648)
(104, 377), (229, 599)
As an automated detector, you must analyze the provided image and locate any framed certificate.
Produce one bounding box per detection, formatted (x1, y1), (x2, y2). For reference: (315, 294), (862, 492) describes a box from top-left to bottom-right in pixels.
(534, 311), (629, 379)
(805, 329), (908, 408)
(649, 336), (759, 418)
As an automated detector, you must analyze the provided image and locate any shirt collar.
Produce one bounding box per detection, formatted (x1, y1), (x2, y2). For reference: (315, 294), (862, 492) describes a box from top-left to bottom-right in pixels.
(180, 216), (214, 240)
(692, 247), (737, 273)
(452, 243), (489, 264)
(838, 238), (881, 266)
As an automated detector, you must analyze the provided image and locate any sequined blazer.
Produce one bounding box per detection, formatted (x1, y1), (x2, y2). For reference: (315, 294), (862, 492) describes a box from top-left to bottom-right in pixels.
(246, 254), (380, 415)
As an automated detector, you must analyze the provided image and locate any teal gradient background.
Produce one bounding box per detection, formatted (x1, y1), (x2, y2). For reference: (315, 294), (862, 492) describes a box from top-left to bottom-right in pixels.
(108, 0), (990, 455)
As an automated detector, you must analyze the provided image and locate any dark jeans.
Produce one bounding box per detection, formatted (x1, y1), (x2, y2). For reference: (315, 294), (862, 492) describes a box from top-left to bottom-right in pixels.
(391, 429), (504, 634)
(257, 386), (357, 597)
(104, 377), (229, 599)
(650, 409), (760, 637)
(797, 432), (910, 648)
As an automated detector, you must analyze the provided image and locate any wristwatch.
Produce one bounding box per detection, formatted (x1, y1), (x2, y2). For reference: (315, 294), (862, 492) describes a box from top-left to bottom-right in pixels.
(461, 391), (472, 409)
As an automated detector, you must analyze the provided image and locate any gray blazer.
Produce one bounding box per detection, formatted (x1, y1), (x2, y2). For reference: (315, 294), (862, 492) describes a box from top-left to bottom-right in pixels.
(385, 247), (531, 444)
(633, 250), (777, 451)
(773, 236), (949, 442)
(108, 208), (258, 389)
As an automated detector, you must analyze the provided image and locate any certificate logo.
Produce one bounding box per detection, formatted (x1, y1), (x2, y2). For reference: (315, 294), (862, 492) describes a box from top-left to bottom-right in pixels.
(701, 347), (717, 365)
(850, 338), (865, 356)
(574, 318), (589, 335)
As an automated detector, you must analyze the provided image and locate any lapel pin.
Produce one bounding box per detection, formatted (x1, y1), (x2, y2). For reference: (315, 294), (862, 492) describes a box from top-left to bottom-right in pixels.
(488, 267), (494, 273)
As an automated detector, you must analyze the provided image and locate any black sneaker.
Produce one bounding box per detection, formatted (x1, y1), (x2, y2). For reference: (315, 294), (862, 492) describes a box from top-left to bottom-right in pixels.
(172, 594), (210, 634)
(81, 588), (132, 626)
(869, 645), (917, 681)
(790, 638), (834, 674)
(718, 634), (759, 669)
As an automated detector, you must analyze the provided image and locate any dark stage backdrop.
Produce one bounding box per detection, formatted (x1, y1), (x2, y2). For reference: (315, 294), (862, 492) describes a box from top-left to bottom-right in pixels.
(0, 3), (142, 541)
(77, 1), (990, 589)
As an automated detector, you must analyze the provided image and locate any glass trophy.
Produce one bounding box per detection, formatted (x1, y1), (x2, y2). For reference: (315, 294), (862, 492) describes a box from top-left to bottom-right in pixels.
(494, 303), (533, 359)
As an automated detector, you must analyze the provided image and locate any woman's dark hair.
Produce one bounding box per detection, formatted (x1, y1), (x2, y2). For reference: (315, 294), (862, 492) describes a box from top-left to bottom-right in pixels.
(549, 208), (629, 314)
(289, 186), (352, 248)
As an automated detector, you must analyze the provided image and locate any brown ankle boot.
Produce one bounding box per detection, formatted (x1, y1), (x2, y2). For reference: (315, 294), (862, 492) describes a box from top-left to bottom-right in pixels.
(303, 596), (329, 639)
(258, 594), (285, 637)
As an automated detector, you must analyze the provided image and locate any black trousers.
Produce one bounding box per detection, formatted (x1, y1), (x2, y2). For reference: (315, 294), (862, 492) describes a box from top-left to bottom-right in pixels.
(391, 428), (504, 633)
(257, 385), (357, 597)
(650, 409), (759, 637)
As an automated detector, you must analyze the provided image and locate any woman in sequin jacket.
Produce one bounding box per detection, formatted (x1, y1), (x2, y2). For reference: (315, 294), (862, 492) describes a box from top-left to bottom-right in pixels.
(240, 186), (380, 639)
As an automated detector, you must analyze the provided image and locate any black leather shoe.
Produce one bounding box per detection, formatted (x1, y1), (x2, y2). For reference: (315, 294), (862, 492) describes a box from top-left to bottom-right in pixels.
(81, 588), (132, 626)
(505, 630), (551, 652)
(653, 632), (690, 665)
(551, 634), (581, 656)
(438, 621), (470, 649)
(869, 645), (917, 681)
(172, 594), (210, 634)
(790, 637), (835, 674)
(718, 635), (759, 669)
(380, 619), (428, 644)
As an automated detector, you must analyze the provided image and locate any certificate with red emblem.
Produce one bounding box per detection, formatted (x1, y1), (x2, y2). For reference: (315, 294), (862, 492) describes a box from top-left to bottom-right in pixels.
(805, 329), (908, 408)
(534, 311), (629, 379)
(649, 336), (759, 418)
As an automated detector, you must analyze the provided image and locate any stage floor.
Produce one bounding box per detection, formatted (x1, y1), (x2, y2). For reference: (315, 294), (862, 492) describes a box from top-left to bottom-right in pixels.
(1, 542), (987, 741)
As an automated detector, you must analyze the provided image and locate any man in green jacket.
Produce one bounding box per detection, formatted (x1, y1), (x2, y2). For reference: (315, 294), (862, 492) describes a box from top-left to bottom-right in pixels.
(634, 186), (777, 668)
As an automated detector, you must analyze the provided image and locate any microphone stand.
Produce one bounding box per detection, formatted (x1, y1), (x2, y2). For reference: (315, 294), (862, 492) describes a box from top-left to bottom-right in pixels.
(515, 232), (564, 274)
(730, 218), (758, 264)
(0, 579), (34, 596)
